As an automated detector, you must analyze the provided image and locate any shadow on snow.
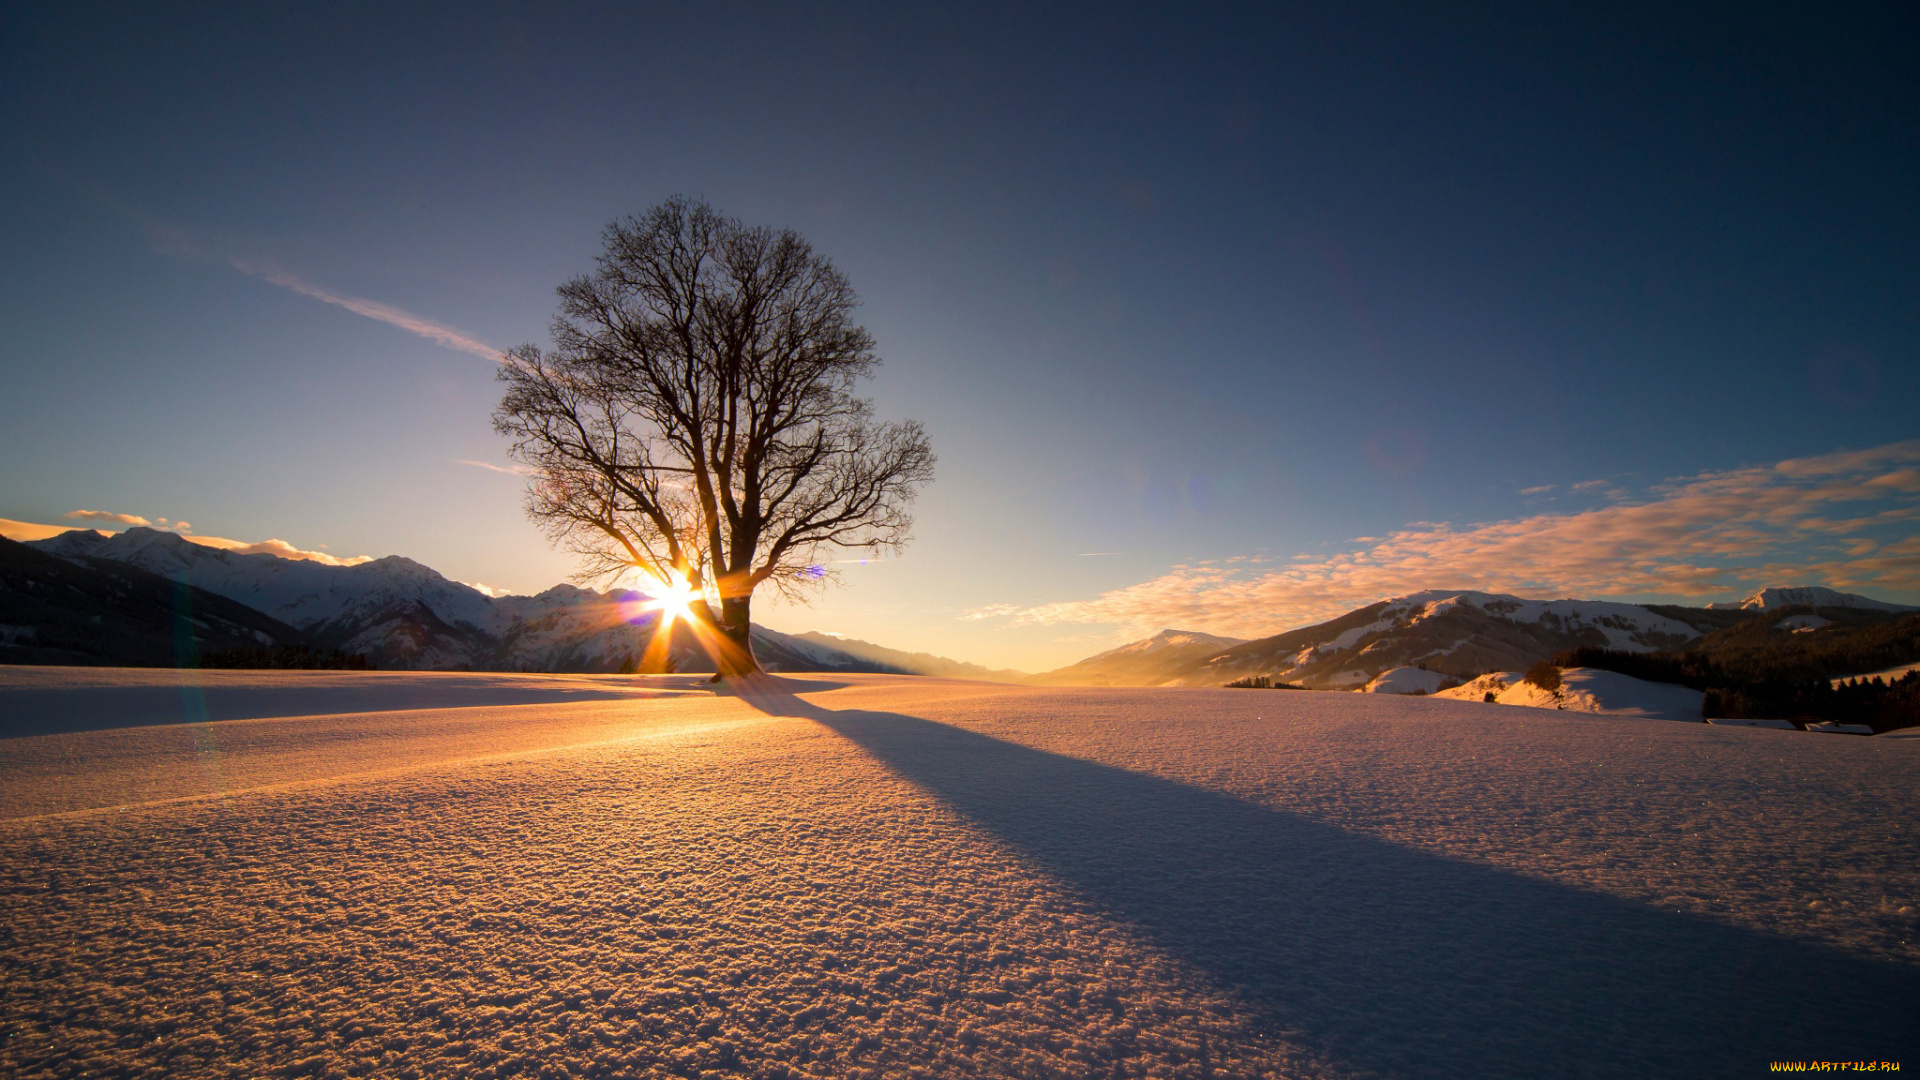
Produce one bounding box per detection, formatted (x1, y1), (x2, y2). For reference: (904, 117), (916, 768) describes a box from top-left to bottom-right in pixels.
(737, 686), (1918, 1079)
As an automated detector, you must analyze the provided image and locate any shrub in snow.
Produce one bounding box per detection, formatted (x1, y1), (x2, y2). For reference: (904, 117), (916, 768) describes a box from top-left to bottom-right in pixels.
(1523, 661), (1562, 692)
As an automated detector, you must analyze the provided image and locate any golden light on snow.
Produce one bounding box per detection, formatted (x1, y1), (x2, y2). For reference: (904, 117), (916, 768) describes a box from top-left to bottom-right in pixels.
(2, 669), (1915, 1074)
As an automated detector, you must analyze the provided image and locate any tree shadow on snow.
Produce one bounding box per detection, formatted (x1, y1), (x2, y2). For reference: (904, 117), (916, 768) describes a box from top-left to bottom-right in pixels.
(745, 691), (1918, 1078)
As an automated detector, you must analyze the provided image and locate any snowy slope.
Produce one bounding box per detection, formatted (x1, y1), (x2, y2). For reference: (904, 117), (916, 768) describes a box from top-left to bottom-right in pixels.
(1433, 666), (1707, 722)
(1364, 666), (1452, 694)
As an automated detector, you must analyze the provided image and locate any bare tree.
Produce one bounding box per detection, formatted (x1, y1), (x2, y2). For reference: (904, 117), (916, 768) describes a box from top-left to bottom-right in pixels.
(494, 197), (934, 678)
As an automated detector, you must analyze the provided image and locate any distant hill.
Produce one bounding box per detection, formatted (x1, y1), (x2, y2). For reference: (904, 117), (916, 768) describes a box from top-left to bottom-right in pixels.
(786, 632), (1028, 682)
(1028, 629), (1245, 687)
(1040, 587), (1917, 690)
(0, 535), (309, 666)
(1707, 586), (1918, 613)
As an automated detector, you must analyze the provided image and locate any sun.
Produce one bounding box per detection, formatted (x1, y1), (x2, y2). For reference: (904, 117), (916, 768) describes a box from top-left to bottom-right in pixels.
(637, 573), (701, 625)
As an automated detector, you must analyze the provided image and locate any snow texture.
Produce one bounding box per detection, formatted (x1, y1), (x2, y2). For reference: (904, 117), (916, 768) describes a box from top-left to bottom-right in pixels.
(2, 668), (1916, 1078)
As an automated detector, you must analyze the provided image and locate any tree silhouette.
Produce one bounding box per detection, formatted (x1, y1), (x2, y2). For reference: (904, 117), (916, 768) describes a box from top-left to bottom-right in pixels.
(494, 198), (934, 677)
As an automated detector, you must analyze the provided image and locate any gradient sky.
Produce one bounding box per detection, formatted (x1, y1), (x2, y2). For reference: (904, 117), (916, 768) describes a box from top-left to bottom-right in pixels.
(3, 3), (1916, 670)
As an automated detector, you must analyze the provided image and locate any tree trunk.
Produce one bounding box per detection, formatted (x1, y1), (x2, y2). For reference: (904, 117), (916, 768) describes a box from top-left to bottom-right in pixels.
(709, 594), (761, 678)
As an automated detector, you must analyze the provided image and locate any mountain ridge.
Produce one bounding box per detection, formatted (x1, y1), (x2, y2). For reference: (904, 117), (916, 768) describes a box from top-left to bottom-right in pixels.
(0, 536), (311, 666)
(1036, 587), (1915, 689)
(18, 528), (928, 675)
(1028, 628), (1244, 687)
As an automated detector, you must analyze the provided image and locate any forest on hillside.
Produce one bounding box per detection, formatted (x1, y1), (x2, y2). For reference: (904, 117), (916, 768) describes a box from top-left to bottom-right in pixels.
(1556, 608), (1920, 732)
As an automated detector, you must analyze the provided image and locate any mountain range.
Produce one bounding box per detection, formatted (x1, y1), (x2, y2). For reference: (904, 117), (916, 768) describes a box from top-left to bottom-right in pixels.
(7, 526), (1915, 686)
(1023, 588), (1916, 689)
(8, 528), (918, 675)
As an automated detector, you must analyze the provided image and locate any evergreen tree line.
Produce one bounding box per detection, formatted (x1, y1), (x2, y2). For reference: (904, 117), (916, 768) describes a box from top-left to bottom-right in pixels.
(1224, 675), (1306, 690)
(199, 645), (375, 670)
(1553, 609), (1920, 732)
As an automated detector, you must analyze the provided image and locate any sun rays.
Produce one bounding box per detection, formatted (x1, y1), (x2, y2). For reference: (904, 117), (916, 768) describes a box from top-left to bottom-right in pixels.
(619, 572), (754, 677)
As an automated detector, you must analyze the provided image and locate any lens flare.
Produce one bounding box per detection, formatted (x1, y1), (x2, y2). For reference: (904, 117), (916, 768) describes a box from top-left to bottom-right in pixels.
(622, 573), (701, 629)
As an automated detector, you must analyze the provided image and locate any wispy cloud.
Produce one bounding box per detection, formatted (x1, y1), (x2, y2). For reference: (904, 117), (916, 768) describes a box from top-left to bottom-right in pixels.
(92, 189), (502, 362)
(959, 603), (1027, 621)
(964, 441), (1920, 637)
(231, 260), (503, 361)
(455, 458), (536, 476)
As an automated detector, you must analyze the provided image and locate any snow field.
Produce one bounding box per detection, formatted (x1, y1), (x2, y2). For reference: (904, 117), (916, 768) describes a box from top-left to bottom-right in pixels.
(2, 672), (1917, 1078)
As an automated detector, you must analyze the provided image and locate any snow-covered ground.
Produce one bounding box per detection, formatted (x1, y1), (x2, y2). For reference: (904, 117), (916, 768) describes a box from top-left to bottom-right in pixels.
(2, 668), (1915, 1077)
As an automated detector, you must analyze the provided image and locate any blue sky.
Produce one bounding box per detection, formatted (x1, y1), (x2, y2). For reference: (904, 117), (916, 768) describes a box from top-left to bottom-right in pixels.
(3, 3), (1916, 669)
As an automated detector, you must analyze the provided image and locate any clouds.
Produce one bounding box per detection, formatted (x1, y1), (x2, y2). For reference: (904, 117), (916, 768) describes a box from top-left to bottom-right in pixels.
(456, 459), (536, 476)
(180, 534), (374, 567)
(0, 519), (74, 542)
(229, 260), (504, 361)
(62, 509), (155, 528)
(95, 191), (502, 363)
(969, 441), (1920, 638)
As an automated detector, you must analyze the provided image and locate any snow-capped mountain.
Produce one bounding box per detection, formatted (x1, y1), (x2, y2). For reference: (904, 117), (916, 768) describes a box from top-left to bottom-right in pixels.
(1055, 586), (1920, 689)
(1, 535), (309, 666)
(24, 528), (897, 674)
(31, 528), (497, 633)
(1191, 590), (1743, 688)
(1038, 591), (1741, 689)
(1706, 586), (1918, 613)
(1029, 629), (1246, 686)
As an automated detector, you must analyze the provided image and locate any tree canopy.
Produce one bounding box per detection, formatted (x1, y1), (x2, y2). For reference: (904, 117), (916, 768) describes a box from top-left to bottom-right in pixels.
(493, 197), (934, 676)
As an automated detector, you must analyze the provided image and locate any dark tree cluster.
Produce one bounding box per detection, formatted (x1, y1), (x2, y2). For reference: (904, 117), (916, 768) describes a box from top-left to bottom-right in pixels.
(1223, 675), (1305, 689)
(1701, 672), (1919, 731)
(199, 646), (374, 670)
(1522, 661), (1562, 691)
(1554, 609), (1920, 732)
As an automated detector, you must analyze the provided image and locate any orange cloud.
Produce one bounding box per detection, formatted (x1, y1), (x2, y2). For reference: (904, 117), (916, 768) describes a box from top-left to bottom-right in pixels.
(62, 509), (153, 528)
(970, 440), (1920, 637)
(0, 518), (78, 542)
